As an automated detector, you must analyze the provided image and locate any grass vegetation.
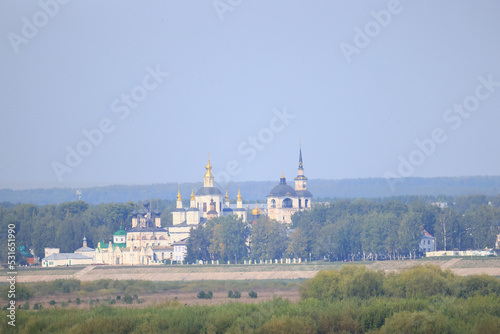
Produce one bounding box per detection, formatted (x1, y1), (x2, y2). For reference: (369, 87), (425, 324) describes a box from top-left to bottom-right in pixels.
(2, 265), (499, 333)
(0, 278), (302, 301)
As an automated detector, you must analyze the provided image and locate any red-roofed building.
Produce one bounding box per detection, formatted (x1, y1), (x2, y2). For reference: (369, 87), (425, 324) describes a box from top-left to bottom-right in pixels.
(419, 229), (436, 253)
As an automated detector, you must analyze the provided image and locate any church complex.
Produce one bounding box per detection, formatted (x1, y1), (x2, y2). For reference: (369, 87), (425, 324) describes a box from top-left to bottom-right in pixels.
(42, 146), (313, 266)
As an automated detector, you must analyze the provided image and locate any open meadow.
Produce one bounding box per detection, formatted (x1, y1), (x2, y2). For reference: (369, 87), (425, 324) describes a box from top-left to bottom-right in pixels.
(1, 260), (500, 333)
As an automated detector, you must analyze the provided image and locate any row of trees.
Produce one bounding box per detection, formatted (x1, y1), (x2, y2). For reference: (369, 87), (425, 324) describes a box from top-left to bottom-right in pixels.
(288, 198), (500, 261)
(186, 196), (500, 263)
(1, 194), (499, 264)
(0, 200), (176, 263)
(185, 215), (289, 263)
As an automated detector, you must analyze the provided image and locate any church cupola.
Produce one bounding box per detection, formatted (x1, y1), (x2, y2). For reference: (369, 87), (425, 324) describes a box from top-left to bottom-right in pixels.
(225, 190), (230, 206)
(190, 189), (196, 208)
(176, 188), (183, 209)
(280, 172), (287, 185)
(237, 188), (243, 209)
(203, 154), (215, 187)
(252, 202), (262, 220)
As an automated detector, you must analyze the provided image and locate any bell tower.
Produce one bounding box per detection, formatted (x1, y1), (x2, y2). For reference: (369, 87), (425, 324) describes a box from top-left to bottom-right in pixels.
(294, 141), (308, 191)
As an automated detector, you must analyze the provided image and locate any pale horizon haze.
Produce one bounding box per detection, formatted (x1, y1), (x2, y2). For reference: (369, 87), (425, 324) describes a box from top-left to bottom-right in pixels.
(1, 1), (500, 190)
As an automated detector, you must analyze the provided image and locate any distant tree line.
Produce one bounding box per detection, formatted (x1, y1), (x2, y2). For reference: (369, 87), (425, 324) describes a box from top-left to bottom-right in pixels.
(3, 176), (500, 205)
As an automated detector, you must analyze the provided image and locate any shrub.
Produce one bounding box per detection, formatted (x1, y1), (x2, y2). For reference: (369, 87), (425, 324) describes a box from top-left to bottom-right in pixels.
(458, 274), (500, 298)
(116, 295), (121, 300)
(299, 269), (341, 300)
(53, 279), (81, 294)
(2, 284), (33, 301)
(49, 300), (56, 306)
(380, 311), (452, 333)
(256, 315), (314, 334)
(249, 291), (258, 298)
(198, 291), (213, 299)
(75, 297), (81, 305)
(303, 266), (384, 300)
(123, 294), (133, 304)
(391, 265), (456, 298)
(33, 303), (42, 310)
(228, 290), (241, 298)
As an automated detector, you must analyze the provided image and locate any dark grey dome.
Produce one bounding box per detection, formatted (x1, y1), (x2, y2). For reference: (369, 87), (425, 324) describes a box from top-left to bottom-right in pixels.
(268, 175), (297, 197)
(296, 190), (313, 197)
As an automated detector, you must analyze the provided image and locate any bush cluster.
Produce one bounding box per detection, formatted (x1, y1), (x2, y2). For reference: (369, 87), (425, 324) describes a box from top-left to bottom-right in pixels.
(300, 264), (500, 301)
(227, 290), (241, 298)
(197, 291), (213, 299)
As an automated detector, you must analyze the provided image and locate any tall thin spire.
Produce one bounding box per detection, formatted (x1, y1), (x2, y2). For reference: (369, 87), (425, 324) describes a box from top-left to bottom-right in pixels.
(298, 140), (304, 171)
(295, 140), (307, 189)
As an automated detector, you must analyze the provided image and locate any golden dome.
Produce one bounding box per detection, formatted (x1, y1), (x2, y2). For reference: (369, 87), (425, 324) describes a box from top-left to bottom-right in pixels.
(190, 189), (195, 201)
(204, 155), (214, 178)
(252, 203), (262, 216)
(225, 190), (229, 202)
(177, 189), (182, 201)
(237, 189), (242, 201)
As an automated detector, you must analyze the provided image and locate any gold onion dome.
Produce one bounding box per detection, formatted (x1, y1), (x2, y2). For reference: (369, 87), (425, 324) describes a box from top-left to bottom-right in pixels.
(225, 190), (229, 202)
(237, 189), (242, 201)
(177, 189), (182, 201)
(252, 203), (262, 216)
(204, 155), (214, 178)
(190, 189), (195, 201)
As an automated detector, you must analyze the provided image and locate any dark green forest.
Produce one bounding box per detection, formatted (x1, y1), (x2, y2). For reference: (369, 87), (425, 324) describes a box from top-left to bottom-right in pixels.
(1, 194), (500, 264)
(2, 265), (499, 333)
(0, 199), (174, 263)
(186, 194), (500, 264)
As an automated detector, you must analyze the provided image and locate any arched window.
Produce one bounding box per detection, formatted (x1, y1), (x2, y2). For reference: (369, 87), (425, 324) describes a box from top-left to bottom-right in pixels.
(305, 199), (309, 208)
(282, 198), (293, 208)
(298, 199), (302, 209)
(271, 199), (276, 208)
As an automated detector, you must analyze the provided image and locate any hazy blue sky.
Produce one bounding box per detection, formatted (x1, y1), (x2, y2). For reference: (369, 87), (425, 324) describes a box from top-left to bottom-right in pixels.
(1, 0), (500, 190)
